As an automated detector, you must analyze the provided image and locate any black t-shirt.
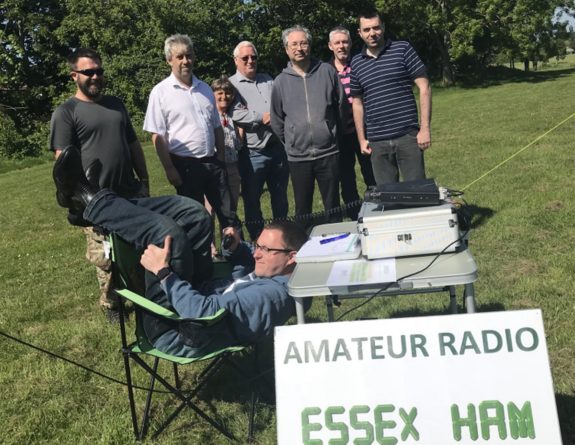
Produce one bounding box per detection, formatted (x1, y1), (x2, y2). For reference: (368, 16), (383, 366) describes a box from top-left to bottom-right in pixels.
(50, 96), (140, 197)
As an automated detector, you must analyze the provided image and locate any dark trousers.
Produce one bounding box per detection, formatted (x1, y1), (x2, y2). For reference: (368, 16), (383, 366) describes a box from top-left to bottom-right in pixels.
(289, 153), (342, 227)
(238, 140), (289, 240)
(370, 129), (426, 185)
(339, 131), (376, 219)
(170, 154), (237, 229)
(83, 190), (212, 342)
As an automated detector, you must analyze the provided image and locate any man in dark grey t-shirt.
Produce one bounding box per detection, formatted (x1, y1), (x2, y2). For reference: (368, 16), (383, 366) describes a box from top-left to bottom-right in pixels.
(49, 48), (150, 320)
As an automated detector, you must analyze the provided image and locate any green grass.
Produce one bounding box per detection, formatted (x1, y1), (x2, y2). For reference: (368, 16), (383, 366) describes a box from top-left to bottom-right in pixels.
(1, 66), (574, 444)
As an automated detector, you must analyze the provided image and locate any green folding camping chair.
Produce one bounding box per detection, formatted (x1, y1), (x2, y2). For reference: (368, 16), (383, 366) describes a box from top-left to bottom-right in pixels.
(109, 233), (259, 441)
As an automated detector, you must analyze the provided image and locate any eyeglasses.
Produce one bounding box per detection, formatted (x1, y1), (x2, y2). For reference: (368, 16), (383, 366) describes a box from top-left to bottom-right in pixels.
(240, 55), (258, 62)
(288, 41), (310, 50)
(72, 68), (104, 77)
(254, 242), (292, 254)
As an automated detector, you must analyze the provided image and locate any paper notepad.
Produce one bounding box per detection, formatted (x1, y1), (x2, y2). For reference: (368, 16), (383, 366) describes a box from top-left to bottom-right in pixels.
(296, 233), (361, 263)
(326, 257), (397, 287)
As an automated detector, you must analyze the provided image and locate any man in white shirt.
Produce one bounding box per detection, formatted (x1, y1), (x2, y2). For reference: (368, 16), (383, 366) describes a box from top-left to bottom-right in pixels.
(144, 34), (237, 229)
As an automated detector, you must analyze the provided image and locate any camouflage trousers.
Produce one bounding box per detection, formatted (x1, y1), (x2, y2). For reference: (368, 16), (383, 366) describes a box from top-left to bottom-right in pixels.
(82, 226), (117, 309)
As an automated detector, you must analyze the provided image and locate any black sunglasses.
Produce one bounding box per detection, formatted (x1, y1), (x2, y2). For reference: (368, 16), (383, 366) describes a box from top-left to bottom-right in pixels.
(73, 68), (105, 77)
(240, 55), (257, 62)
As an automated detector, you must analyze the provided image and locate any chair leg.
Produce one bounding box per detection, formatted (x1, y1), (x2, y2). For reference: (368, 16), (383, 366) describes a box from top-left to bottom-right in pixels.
(247, 386), (257, 443)
(122, 348), (140, 440)
(118, 300), (141, 440)
(189, 356), (226, 398)
(131, 354), (237, 441)
(247, 345), (260, 442)
(173, 363), (180, 390)
(140, 357), (160, 439)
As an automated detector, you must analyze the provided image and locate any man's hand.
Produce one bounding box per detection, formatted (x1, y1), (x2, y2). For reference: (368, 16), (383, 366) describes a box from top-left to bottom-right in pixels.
(417, 128), (431, 151)
(165, 166), (182, 187)
(222, 226), (241, 252)
(140, 235), (171, 275)
(262, 112), (271, 126)
(359, 139), (372, 155)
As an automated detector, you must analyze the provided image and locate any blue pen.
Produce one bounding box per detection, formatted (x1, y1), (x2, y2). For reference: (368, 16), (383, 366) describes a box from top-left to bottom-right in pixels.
(320, 233), (350, 245)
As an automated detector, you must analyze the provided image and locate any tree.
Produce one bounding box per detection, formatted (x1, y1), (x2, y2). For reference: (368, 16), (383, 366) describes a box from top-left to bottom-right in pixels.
(241, 0), (374, 76)
(0, 0), (67, 157)
(500, 0), (562, 71)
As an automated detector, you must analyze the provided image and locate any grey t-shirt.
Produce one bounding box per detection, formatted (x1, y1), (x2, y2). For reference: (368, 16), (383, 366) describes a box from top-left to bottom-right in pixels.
(50, 96), (140, 197)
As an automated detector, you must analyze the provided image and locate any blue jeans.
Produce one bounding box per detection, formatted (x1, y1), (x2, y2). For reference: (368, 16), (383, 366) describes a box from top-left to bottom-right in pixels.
(238, 140), (289, 239)
(83, 190), (213, 342)
(370, 129), (426, 185)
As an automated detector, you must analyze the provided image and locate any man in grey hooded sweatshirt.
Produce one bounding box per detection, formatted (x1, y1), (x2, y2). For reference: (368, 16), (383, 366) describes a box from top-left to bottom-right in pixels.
(271, 25), (348, 226)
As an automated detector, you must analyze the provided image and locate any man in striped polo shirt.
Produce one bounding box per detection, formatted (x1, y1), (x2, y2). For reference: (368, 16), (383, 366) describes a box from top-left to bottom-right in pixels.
(350, 10), (432, 185)
(328, 26), (375, 220)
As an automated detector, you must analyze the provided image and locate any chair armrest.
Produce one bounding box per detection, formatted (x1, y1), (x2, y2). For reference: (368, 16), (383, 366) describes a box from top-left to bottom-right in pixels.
(116, 288), (181, 320)
(115, 288), (228, 325)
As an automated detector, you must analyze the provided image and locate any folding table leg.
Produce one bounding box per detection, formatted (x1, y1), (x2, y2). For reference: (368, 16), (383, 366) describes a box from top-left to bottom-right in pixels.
(325, 295), (335, 322)
(449, 286), (458, 314)
(464, 283), (477, 313)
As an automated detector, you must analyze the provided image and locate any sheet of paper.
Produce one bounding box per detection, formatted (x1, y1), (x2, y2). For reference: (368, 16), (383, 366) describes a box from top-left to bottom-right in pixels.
(296, 234), (360, 262)
(326, 257), (397, 287)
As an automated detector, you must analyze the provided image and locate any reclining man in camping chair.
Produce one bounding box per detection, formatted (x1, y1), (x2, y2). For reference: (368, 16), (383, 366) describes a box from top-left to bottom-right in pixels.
(53, 146), (309, 357)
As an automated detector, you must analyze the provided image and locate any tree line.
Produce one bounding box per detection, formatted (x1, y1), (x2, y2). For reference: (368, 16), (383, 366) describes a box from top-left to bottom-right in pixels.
(1, 0), (573, 159)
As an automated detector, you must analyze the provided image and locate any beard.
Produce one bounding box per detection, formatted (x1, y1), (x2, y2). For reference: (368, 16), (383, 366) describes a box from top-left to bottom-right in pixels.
(78, 78), (104, 99)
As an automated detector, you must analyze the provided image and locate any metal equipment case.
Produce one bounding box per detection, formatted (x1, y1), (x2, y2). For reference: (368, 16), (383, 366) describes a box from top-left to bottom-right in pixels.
(357, 202), (461, 259)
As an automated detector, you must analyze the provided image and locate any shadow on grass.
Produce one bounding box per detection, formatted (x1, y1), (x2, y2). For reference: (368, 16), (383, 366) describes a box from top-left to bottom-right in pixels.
(467, 204), (495, 230)
(197, 337), (277, 405)
(384, 301), (506, 320)
(556, 393), (575, 445)
(452, 66), (575, 89)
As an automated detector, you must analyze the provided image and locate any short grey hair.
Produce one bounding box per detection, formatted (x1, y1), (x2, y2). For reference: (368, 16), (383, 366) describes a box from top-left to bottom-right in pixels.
(281, 25), (312, 48)
(164, 34), (194, 61)
(233, 41), (258, 58)
(329, 26), (351, 42)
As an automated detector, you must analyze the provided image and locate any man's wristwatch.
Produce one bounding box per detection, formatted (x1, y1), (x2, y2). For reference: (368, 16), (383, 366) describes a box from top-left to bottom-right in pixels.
(156, 266), (172, 280)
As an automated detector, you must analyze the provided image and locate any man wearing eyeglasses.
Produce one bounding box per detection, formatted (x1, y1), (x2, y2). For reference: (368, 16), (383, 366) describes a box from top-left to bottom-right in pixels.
(270, 25), (348, 227)
(49, 47), (150, 321)
(229, 41), (290, 241)
(142, 220), (308, 356)
(52, 149), (309, 356)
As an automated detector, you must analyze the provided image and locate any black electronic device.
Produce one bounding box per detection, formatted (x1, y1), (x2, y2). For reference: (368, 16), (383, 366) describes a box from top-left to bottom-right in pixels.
(222, 234), (234, 250)
(364, 179), (440, 207)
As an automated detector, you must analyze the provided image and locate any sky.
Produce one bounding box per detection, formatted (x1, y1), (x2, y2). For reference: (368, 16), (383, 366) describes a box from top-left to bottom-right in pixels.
(555, 7), (575, 30)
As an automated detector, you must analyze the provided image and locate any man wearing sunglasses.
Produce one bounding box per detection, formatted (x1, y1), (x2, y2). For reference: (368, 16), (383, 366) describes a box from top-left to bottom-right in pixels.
(229, 41), (290, 241)
(49, 48), (150, 322)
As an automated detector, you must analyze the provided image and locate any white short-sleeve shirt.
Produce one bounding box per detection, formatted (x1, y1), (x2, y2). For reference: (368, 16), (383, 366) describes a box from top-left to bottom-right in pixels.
(143, 73), (221, 158)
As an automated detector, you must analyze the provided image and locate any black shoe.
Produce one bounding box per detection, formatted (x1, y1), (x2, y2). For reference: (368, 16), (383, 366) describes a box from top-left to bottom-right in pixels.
(85, 160), (102, 189)
(70, 181), (98, 210)
(53, 145), (83, 208)
(56, 190), (73, 208)
(53, 146), (100, 212)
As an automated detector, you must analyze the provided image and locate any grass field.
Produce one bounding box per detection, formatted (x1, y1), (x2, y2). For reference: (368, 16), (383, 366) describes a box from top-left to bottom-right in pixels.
(1, 64), (574, 444)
